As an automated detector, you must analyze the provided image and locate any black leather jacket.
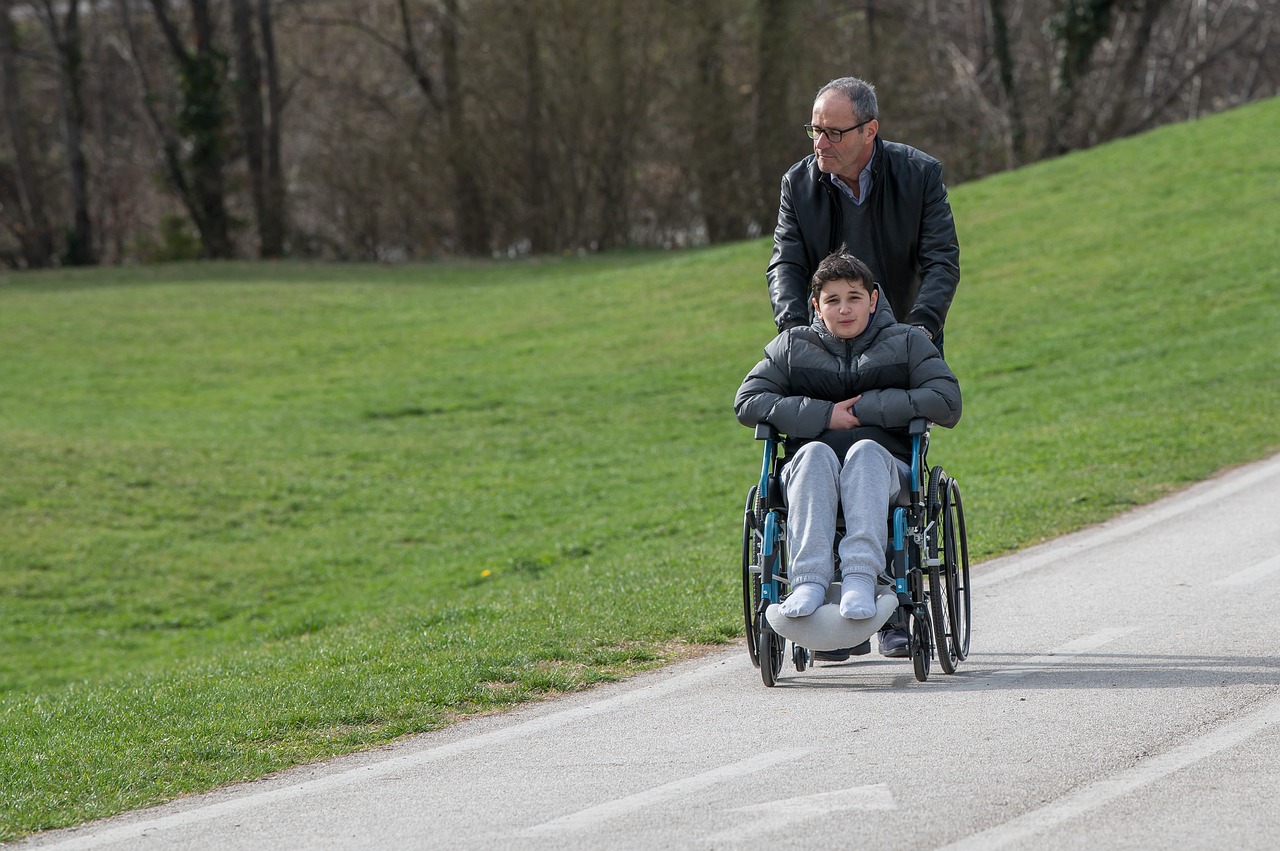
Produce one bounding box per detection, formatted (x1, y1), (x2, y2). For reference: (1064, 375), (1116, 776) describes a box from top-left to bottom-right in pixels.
(766, 136), (960, 340)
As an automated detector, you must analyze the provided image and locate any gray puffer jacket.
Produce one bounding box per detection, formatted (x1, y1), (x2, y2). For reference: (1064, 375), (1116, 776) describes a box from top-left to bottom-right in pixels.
(734, 293), (961, 460)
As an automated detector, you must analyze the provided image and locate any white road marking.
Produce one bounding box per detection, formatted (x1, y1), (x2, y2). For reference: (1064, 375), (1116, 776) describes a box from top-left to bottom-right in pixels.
(519, 748), (816, 836)
(938, 691), (1280, 850)
(704, 783), (896, 844)
(29, 660), (736, 851)
(1213, 553), (1280, 587)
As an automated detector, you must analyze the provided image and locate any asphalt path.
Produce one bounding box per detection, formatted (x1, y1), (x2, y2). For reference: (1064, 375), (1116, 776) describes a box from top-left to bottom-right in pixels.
(16, 452), (1280, 850)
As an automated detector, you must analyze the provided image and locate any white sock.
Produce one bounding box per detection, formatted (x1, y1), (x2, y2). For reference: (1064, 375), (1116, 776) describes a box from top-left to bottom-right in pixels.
(839, 573), (877, 620)
(780, 582), (826, 618)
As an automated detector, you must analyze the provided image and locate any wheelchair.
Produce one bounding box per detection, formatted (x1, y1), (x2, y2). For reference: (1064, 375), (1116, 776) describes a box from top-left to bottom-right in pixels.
(740, 418), (970, 685)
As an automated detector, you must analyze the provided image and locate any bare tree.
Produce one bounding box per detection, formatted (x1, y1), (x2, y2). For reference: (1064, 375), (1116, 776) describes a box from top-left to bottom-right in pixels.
(752, 0), (799, 233)
(988, 0), (1025, 164)
(438, 0), (488, 255)
(257, 0), (286, 256)
(35, 0), (97, 264)
(591, 0), (644, 248)
(301, 0), (489, 255)
(121, 0), (234, 258)
(1, 0), (56, 267)
(514, 3), (551, 254)
(4, 0), (1276, 265)
(230, 0), (287, 257)
(689, 1), (739, 243)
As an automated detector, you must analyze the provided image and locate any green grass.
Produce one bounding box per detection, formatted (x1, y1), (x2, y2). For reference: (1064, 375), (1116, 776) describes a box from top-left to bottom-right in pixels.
(2, 97), (1278, 839)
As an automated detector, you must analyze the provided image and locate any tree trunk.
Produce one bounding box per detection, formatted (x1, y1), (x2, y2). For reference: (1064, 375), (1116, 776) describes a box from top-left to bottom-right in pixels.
(231, 0), (267, 256)
(257, 0), (286, 257)
(753, 0), (797, 233)
(1095, 0), (1167, 141)
(120, 0), (196, 231)
(440, 0), (489, 256)
(988, 0), (1024, 166)
(1044, 0), (1120, 156)
(184, 0), (234, 258)
(517, 3), (552, 254)
(1, 0), (56, 267)
(38, 0), (97, 264)
(691, 3), (738, 244)
(864, 0), (878, 80)
(146, 0), (234, 258)
(229, 0), (286, 257)
(595, 1), (633, 250)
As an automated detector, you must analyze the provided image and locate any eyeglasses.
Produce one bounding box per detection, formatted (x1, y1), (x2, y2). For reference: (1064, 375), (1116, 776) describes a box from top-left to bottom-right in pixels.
(804, 118), (873, 143)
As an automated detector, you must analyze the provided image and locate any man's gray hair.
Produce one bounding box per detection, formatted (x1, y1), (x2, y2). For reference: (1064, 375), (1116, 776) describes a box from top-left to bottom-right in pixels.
(815, 77), (879, 123)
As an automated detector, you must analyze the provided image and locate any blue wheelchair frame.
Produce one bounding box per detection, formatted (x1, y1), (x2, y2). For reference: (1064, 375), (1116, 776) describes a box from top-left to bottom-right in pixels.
(742, 418), (970, 685)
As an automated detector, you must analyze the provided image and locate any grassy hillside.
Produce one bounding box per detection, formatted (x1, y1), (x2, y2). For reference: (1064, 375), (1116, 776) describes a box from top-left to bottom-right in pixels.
(1, 97), (1277, 839)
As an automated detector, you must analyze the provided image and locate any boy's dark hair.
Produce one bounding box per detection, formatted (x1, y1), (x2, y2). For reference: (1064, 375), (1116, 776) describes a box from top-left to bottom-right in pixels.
(809, 246), (875, 302)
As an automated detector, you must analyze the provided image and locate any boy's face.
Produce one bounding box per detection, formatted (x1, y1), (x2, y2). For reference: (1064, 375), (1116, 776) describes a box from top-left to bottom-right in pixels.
(813, 278), (877, 339)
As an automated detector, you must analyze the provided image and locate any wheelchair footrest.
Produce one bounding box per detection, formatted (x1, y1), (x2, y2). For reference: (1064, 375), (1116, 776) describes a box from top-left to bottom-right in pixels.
(764, 586), (897, 652)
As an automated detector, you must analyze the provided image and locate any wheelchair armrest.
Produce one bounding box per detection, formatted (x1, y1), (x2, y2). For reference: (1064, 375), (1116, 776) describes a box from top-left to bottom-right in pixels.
(908, 417), (931, 436)
(754, 422), (780, 441)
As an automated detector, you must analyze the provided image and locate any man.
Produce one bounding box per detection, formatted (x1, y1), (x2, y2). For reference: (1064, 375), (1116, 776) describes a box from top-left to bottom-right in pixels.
(767, 76), (959, 354)
(766, 76), (961, 659)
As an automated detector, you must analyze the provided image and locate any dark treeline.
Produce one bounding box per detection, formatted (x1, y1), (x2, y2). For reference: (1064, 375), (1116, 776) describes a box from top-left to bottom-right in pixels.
(1, 0), (1275, 267)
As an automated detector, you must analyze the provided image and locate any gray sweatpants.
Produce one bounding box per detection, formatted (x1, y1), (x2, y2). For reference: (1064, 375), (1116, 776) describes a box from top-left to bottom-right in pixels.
(779, 440), (909, 590)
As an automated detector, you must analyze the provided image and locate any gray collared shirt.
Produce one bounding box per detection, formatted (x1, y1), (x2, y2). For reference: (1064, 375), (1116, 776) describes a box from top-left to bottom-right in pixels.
(829, 152), (875, 206)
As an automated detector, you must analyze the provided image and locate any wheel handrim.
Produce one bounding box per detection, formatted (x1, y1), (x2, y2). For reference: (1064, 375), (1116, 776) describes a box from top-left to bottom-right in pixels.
(742, 487), (762, 668)
(944, 480), (971, 661)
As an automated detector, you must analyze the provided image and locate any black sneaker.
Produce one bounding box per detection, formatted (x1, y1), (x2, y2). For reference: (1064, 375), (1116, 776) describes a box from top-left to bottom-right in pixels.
(813, 640), (871, 662)
(878, 627), (910, 658)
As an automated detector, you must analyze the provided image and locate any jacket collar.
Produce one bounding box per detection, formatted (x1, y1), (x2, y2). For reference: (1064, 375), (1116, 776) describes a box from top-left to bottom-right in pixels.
(868, 134), (886, 182)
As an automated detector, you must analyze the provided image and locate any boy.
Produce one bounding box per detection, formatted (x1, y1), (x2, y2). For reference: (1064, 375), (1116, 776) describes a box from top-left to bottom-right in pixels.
(735, 249), (961, 651)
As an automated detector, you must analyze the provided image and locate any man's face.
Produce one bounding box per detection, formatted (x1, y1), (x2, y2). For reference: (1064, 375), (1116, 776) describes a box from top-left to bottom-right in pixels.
(813, 278), (878, 339)
(810, 91), (878, 185)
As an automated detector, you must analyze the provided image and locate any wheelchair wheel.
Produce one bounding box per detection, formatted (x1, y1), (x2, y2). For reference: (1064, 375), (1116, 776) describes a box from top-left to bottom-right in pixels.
(928, 561), (959, 675)
(927, 476), (959, 675)
(910, 607), (932, 682)
(759, 628), (785, 687)
(905, 568), (931, 682)
(792, 642), (809, 672)
(941, 476), (971, 661)
(742, 486), (762, 668)
(928, 469), (970, 671)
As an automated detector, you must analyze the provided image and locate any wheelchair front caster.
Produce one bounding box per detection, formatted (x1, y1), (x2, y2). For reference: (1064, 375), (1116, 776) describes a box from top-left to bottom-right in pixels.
(910, 608), (932, 682)
(759, 628), (784, 687)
